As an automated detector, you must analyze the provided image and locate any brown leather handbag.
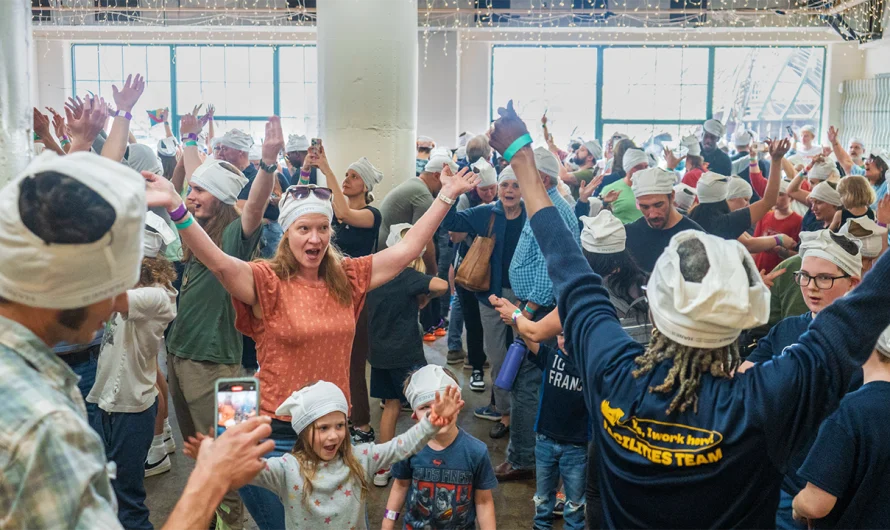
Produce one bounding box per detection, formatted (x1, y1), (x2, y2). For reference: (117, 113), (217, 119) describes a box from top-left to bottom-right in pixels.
(455, 213), (496, 292)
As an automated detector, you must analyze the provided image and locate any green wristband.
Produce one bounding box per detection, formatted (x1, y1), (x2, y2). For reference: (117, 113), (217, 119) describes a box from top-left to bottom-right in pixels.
(184, 140), (198, 147)
(503, 133), (533, 163)
(175, 215), (194, 231)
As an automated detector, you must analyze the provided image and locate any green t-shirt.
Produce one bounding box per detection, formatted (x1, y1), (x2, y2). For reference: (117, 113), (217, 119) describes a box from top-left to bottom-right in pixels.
(601, 178), (643, 225)
(167, 219), (262, 364)
(570, 168), (595, 200)
(768, 255), (807, 326)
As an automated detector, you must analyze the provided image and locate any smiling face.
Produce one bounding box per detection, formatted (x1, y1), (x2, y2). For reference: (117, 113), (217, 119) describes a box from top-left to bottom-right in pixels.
(342, 169), (367, 198)
(799, 256), (856, 314)
(476, 184), (497, 204)
(810, 198), (839, 223)
(286, 213), (332, 271)
(309, 411), (348, 461)
(636, 193), (673, 229)
(498, 180), (521, 208)
(801, 129), (815, 146)
(186, 185), (223, 220)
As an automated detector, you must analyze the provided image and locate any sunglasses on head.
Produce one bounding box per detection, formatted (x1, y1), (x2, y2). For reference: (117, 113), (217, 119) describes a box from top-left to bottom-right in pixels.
(285, 185), (333, 202)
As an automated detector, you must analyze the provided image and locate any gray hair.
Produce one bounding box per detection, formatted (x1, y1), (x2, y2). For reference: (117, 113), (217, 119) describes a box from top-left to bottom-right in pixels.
(466, 135), (492, 164)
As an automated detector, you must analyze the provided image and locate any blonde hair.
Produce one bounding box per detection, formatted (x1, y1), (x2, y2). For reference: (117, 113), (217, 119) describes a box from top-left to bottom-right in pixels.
(290, 383), (368, 508)
(139, 255), (177, 288)
(262, 232), (353, 307)
(838, 176), (876, 210)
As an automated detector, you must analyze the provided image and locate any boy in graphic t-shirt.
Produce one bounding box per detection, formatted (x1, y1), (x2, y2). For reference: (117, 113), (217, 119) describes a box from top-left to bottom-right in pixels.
(383, 366), (497, 530)
(527, 334), (590, 530)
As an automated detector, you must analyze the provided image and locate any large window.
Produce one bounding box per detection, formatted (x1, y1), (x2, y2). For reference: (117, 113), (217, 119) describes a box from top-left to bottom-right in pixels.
(490, 45), (825, 151)
(72, 44), (317, 143)
(491, 46), (598, 146)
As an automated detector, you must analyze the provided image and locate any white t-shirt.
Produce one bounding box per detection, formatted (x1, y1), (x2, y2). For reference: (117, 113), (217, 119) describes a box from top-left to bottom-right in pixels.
(88, 285), (177, 413)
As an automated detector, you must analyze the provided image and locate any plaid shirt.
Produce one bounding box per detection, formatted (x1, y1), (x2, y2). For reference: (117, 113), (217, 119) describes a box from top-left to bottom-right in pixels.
(0, 316), (120, 529)
(509, 186), (581, 307)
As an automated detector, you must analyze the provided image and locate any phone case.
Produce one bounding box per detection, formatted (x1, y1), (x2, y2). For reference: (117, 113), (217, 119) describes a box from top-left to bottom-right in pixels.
(214, 377), (260, 438)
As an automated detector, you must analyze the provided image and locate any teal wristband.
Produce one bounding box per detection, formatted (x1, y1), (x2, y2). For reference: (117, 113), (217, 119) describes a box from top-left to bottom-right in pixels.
(175, 214), (194, 231)
(502, 133), (533, 163)
(511, 308), (522, 325)
(184, 140), (198, 147)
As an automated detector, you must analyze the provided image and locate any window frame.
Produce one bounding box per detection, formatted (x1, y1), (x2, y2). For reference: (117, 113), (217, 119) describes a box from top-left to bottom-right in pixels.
(71, 43), (317, 139)
(490, 44), (826, 144)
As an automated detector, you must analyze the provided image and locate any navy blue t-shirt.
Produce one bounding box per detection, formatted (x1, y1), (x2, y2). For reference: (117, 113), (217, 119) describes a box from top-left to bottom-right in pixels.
(798, 381), (890, 529)
(801, 209), (824, 233)
(391, 429), (498, 529)
(237, 163), (291, 221)
(745, 312), (863, 495)
(532, 344), (591, 444)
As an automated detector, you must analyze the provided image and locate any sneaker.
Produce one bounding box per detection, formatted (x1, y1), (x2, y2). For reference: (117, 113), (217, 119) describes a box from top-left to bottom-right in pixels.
(489, 421), (509, 439)
(474, 405), (503, 422)
(351, 426), (375, 445)
(144, 454), (171, 478)
(554, 490), (567, 516)
(434, 327), (447, 337)
(373, 467), (392, 487)
(446, 349), (465, 365)
(163, 420), (176, 454)
(423, 332), (437, 342)
(469, 370), (485, 392)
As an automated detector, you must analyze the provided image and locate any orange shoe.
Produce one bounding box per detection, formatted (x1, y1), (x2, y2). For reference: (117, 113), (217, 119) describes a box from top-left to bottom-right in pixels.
(434, 327), (447, 337)
(423, 332), (437, 342)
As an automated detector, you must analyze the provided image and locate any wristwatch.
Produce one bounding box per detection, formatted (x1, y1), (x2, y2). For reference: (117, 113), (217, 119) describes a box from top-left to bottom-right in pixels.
(259, 159), (278, 174)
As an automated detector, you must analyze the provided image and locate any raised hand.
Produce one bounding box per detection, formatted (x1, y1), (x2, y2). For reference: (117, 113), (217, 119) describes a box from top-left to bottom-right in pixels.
(759, 267), (787, 289)
(64, 95), (85, 120)
(440, 166), (481, 198)
(180, 113), (203, 137)
(200, 103), (215, 126)
(32, 108), (51, 139)
(190, 104), (203, 117)
(262, 116), (285, 165)
(663, 146), (686, 170)
(602, 189), (621, 204)
(46, 108), (67, 139)
(487, 100), (530, 156)
(112, 73), (145, 113)
(428, 386), (465, 427)
(66, 96), (108, 148)
(769, 138), (792, 161)
(578, 174), (604, 204)
(143, 170), (182, 210)
(827, 125), (839, 145)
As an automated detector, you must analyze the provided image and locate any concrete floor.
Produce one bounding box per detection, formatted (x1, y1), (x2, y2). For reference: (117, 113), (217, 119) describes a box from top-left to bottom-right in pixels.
(146, 337), (564, 529)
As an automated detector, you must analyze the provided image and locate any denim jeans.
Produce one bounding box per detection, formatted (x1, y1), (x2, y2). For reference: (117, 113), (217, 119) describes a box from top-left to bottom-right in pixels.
(776, 489), (807, 530)
(447, 291), (464, 352)
(239, 421), (297, 530)
(69, 352), (100, 428)
(533, 434), (587, 530)
(259, 220), (284, 259)
(90, 400), (158, 530)
(506, 351), (542, 470)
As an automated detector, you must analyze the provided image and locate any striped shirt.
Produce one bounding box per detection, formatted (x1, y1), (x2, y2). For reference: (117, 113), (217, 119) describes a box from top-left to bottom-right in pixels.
(0, 315), (120, 529)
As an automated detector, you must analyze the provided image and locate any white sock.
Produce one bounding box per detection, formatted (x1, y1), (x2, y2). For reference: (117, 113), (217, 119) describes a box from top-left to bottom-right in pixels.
(152, 433), (164, 447)
(147, 441), (167, 464)
(163, 418), (172, 437)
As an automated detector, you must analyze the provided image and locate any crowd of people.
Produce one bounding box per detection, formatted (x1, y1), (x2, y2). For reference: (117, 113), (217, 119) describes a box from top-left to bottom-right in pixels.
(3, 68), (890, 530)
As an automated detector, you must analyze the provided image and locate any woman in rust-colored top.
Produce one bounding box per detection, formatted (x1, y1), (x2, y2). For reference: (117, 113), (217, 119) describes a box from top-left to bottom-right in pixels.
(144, 117), (480, 530)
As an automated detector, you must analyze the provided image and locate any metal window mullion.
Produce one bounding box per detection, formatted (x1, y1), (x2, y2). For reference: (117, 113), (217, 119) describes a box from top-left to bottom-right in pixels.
(171, 45), (179, 138)
(595, 46), (603, 141)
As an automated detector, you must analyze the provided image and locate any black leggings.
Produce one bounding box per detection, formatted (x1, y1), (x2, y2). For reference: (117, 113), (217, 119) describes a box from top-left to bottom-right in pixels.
(457, 285), (486, 369)
(586, 440), (602, 529)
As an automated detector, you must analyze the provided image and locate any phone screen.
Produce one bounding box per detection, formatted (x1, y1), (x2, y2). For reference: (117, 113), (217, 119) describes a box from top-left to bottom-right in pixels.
(215, 378), (259, 437)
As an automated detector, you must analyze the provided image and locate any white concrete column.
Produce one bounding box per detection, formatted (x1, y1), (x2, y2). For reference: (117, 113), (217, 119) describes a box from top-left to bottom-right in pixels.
(0, 1), (34, 186)
(317, 0), (418, 198)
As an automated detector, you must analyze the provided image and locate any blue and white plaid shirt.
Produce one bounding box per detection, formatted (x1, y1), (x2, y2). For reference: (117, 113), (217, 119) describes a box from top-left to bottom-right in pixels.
(0, 316), (120, 529)
(509, 186), (581, 307)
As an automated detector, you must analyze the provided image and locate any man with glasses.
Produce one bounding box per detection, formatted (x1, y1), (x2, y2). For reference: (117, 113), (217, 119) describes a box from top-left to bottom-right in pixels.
(738, 229), (863, 529)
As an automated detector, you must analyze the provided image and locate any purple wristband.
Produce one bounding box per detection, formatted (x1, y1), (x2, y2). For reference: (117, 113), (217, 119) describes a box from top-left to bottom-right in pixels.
(878, 221), (888, 228)
(114, 110), (132, 120)
(168, 203), (188, 222)
(774, 235), (782, 246)
(181, 133), (198, 142)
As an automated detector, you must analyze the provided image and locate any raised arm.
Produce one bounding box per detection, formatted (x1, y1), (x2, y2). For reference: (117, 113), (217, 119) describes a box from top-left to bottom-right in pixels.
(65, 96), (108, 154)
(143, 170), (258, 305)
(32, 108), (65, 156)
(239, 118), (282, 237)
(309, 147), (376, 228)
(746, 139), (791, 224)
(370, 167), (479, 290)
(171, 155), (188, 194)
(827, 126), (854, 176)
(102, 74), (145, 162)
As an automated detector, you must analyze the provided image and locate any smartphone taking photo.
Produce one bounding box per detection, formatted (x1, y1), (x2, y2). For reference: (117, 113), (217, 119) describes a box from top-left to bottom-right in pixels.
(215, 377), (259, 438)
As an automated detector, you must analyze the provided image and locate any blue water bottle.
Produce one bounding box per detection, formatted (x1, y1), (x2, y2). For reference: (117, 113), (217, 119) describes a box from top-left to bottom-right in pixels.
(495, 338), (528, 391)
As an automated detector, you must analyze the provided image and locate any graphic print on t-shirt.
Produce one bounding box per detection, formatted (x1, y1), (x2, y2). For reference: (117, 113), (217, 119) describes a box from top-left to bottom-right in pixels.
(600, 400), (725, 467)
(406, 464), (475, 529)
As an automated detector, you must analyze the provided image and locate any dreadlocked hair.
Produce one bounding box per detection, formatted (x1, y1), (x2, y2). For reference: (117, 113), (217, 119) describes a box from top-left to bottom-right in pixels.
(631, 329), (741, 415)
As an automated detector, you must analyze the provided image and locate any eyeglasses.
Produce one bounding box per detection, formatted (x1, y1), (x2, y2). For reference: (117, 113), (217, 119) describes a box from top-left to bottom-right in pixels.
(285, 185), (333, 202)
(793, 271), (851, 289)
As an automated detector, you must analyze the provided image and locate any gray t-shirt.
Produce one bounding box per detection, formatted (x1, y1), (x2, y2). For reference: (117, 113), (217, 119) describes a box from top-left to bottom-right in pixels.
(377, 177), (434, 249)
